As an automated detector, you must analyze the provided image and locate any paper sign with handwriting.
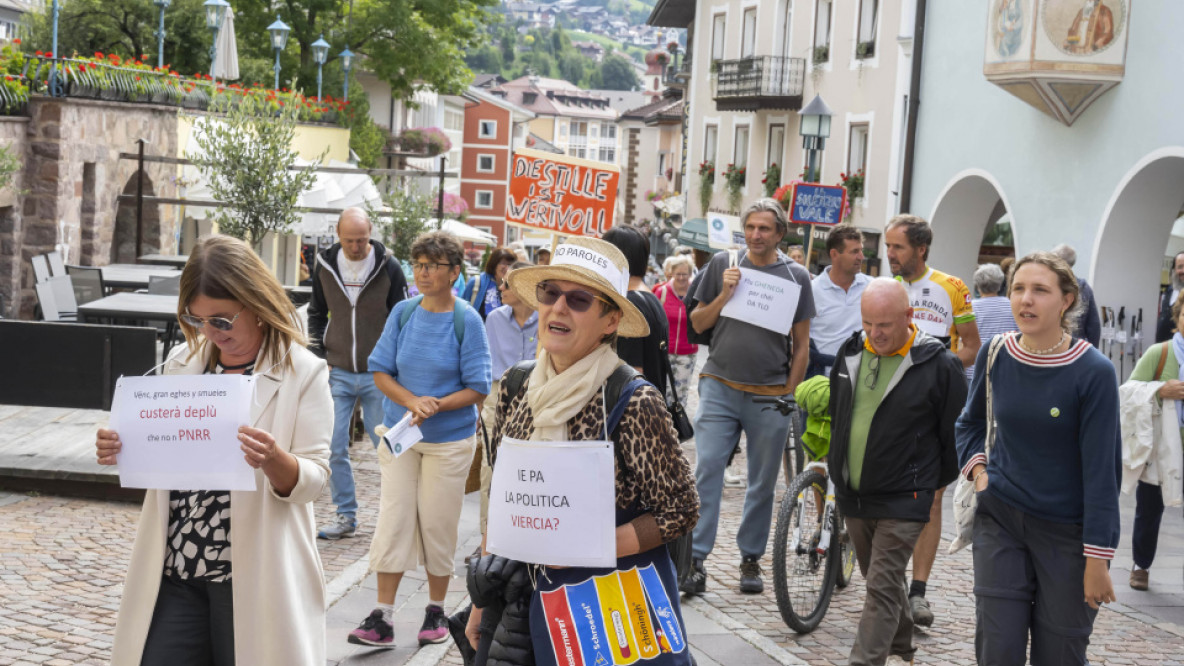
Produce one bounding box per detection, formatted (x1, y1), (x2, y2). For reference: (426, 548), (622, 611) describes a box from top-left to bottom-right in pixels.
(381, 412), (424, 457)
(720, 267), (801, 335)
(507, 147), (619, 237)
(110, 374), (255, 490)
(486, 437), (616, 567)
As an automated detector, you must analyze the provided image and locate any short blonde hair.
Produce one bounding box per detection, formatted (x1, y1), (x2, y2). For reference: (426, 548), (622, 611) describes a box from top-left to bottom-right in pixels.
(178, 235), (305, 372)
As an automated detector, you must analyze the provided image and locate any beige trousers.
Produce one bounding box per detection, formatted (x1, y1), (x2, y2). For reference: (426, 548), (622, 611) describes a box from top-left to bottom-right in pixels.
(370, 435), (476, 577)
(478, 380), (501, 534)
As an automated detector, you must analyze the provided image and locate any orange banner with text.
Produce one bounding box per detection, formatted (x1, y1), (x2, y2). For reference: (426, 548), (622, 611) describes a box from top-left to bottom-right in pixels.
(507, 148), (619, 237)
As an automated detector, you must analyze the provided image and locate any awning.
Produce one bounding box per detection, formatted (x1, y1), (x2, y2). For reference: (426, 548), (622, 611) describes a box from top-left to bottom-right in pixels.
(427, 218), (498, 245)
(677, 218), (720, 253)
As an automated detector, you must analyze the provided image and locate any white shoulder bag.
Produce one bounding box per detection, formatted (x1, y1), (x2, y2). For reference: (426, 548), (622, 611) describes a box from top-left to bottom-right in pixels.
(949, 334), (1006, 553)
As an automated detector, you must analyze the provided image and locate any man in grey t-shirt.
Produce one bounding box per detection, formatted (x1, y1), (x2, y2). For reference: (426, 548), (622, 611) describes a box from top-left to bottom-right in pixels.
(681, 199), (815, 596)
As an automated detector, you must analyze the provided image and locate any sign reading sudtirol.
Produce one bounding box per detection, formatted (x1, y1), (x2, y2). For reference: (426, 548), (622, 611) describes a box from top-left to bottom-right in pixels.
(790, 183), (848, 226)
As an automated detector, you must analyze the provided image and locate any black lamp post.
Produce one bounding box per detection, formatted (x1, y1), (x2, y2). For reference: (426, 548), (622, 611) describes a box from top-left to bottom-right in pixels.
(798, 94), (833, 183)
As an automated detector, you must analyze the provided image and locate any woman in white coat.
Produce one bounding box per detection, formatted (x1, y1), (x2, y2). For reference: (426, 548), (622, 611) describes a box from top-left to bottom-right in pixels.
(95, 235), (332, 665)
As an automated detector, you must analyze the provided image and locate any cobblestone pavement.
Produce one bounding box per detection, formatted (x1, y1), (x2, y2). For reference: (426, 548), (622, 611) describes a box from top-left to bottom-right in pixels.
(0, 440), (385, 666)
(3, 362), (1184, 664)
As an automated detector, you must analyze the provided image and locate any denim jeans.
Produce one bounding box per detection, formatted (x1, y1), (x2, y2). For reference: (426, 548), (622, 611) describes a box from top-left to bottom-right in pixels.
(691, 376), (792, 560)
(329, 367), (385, 521)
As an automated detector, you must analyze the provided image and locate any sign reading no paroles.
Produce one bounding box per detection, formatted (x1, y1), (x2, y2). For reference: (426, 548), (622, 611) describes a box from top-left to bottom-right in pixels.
(791, 183), (848, 226)
(507, 148), (620, 237)
(109, 374), (255, 491)
(487, 437), (616, 568)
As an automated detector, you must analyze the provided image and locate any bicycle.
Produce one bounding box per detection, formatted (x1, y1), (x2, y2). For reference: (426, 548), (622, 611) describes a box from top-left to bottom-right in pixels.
(755, 395), (856, 634)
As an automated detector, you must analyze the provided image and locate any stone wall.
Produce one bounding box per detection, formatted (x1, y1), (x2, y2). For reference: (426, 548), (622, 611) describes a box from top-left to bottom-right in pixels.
(2, 97), (180, 318)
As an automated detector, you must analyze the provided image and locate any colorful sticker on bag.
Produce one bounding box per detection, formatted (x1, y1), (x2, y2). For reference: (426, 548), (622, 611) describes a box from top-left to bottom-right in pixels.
(637, 564), (685, 653)
(542, 566), (686, 666)
(541, 587), (586, 666)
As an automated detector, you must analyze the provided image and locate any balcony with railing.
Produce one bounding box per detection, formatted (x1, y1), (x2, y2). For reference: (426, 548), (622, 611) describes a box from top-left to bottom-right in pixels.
(711, 56), (805, 112)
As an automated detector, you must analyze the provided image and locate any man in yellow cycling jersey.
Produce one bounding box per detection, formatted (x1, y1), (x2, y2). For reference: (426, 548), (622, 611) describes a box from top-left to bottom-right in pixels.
(885, 214), (981, 628)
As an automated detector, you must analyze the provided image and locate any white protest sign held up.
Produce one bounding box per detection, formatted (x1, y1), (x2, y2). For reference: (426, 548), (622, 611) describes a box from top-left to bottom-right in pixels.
(707, 213), (743, 250)
(486, 437), (616, 568)
(720, 267), (801, 335)
(110, 374), (255, 491)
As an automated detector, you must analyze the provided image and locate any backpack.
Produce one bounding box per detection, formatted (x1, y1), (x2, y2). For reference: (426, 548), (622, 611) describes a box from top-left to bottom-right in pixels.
(398, 295), (468, 344)
(683, 249), (740, 346)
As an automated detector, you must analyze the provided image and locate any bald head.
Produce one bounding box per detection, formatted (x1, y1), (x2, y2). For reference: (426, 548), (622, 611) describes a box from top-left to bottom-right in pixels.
(861, 278), (914, 355)
(337, 208), (372, 261)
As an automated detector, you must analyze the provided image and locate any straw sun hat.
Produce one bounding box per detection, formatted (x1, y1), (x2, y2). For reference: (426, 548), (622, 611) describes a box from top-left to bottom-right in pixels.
(506, 236), (650, 338)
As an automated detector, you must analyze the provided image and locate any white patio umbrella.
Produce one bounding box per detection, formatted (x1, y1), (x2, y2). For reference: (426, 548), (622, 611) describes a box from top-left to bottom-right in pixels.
(211, 7), (240, 80)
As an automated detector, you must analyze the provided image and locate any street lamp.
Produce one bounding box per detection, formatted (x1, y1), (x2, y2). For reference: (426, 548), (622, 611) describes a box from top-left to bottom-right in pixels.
(204, 0), (230, 81)
(311, 34), (330, 101)
(798, 94), (833, 183)
(266, 15), (290, 90)
(48, 0), (61, 95)
(153, 0), (171, 69)
(339, 47), (353, 102)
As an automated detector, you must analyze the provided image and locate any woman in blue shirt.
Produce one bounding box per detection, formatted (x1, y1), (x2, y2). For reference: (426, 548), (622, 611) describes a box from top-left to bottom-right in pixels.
(349, 231), (492, 649)
(956, 252), (1119, 665)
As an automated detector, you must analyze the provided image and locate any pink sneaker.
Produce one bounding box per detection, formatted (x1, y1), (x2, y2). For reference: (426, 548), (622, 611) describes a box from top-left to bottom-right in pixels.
(348, 609), (394, 647)
(417, 605), (449, 645)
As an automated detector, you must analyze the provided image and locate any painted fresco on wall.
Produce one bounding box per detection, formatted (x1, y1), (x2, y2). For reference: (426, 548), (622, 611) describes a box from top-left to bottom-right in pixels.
(1041, 0), (1127, 58)
(991, 0), (1027, 59)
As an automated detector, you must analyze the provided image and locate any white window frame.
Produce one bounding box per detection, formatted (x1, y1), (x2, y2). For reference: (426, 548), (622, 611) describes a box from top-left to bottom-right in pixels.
(704, 124), (719, 166)
(711, 13), (727, 62)
(778, 0), (794, 59)
(741, 7), (757, 58)
(476, 154), (496, 173)
(733, 124), (750, 170)
(813, 0), (833, 53)
(847, 123), (869, 175)
(475, 190), (495, 209)
(767, 123), (785, 170)
(855, 0), (879, 61)
(478, 120), (497, 139)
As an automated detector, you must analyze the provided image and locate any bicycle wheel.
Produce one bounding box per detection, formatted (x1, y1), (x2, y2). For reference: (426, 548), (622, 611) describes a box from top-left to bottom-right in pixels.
(834, 506), (857, 589)
(772, 470), (839, 633)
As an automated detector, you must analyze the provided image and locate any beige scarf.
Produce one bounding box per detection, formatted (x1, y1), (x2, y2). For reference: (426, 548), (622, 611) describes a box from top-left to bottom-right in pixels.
(526, 344), (623, 441)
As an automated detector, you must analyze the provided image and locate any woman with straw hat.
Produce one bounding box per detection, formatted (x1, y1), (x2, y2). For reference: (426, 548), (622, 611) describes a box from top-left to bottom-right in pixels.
(463, 237), (699, 666)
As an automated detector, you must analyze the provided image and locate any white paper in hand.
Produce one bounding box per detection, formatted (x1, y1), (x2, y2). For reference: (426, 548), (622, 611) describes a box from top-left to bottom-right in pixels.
(720, 267), (801, 335)
(382, 413), (424, 457)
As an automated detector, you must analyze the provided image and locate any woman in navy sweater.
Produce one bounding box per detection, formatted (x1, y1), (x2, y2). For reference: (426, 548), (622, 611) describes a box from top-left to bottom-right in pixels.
(956, 251), (1120, 665)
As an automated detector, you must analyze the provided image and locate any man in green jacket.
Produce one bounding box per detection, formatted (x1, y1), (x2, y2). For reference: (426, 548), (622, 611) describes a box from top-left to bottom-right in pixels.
(827, 278), (965, 665)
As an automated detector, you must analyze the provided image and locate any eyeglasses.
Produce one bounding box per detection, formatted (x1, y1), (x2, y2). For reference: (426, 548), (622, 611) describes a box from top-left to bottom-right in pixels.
(864, 354), (881, 390)
(499, 278), (511, 289)
(536, 282), (614, 313)
(181, 306), (246, 332)
(412, 261), (453, 274)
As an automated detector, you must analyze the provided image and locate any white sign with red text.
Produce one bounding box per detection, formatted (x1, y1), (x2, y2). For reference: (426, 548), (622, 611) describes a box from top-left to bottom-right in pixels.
(487, 437), (616, 567)
(110, 374), (255, 491)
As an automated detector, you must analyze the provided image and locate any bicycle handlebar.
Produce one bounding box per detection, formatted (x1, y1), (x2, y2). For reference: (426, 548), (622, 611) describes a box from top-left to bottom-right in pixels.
(752, 395), (797, 416)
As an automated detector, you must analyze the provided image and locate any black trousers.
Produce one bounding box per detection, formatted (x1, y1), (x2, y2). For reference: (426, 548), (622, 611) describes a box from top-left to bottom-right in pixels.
(141, 576), (235, 666)
(973, 491), (1098, 666)
(1132, 480), (1167, 570)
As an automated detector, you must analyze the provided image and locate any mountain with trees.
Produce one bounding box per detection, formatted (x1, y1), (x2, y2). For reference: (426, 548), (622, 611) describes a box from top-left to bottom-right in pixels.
(465, 23), (639, 91)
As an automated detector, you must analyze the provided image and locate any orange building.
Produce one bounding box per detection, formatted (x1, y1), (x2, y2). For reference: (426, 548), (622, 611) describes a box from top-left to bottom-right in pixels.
(458, 87), (536, 244)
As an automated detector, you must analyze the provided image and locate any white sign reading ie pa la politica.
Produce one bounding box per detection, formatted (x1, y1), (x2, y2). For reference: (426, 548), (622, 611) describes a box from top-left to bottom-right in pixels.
(720, 267), (801, 335)
(110, 374), (255, 491)
(486, 437), (616, 568)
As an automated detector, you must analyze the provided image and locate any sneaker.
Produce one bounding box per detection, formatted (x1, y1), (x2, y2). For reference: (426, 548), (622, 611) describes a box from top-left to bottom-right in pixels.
(909, 595), (934, 627)
(1130, 568), (1150, 590)
(739, 555), (764, 594)
(723, 464), (746, 488)
(418, 604), (449, 646)
(348, 609), (394, 647)
(318, 514), (357, 540)
(680, 558), (706, 596)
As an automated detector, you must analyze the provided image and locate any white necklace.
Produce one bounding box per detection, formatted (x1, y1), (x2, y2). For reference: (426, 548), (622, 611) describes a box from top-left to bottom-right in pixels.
(1018, 332), (1068, 355)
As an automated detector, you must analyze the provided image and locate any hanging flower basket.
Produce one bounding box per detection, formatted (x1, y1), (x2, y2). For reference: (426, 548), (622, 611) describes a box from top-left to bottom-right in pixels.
(397, 127), (452, 157)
